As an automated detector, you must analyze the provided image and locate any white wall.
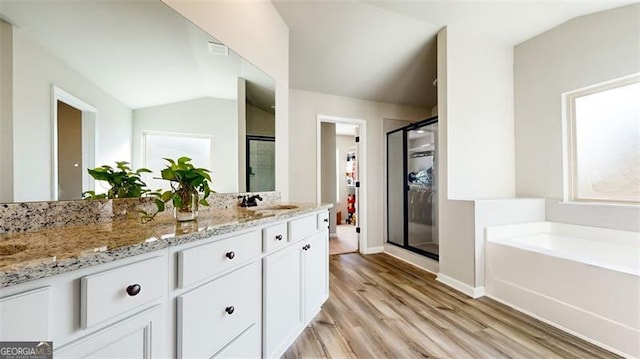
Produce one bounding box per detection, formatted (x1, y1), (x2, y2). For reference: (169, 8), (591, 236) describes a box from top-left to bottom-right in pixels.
(514, 4), (640, 229)
(437, 26), (516, 289)
(445, 27), (515, 200)
(132, 97), (238, 193)
(12, 29), (132, 202)
(0, 20), (13, 202)
(290, 89), (431, 251)
(546, 199), (640, 233)
(163, 0), (290, 200)
(435, 28), (474, 288)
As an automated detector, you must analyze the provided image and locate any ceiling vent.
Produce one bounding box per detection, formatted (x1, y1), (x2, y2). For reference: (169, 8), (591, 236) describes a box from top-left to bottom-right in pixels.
(208, 42), (228, 56)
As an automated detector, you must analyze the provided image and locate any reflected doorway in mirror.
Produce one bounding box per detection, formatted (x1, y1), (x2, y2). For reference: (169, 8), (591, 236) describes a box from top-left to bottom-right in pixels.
(52, 86), (96, 201)
(246, 135), (275, 192)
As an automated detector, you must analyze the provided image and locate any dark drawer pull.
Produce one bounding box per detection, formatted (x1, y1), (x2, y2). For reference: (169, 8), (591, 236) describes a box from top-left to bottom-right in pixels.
(303, 244), (310, 251)
(225, 306), (235, 315)
(226, 251), (235, 260)
(323, 218), (329, 223)
(275, 234), (283, 241)
(126, 284), (141, 296)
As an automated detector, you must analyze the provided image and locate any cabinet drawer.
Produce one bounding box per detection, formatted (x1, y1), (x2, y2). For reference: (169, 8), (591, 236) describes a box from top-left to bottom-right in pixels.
(263, 222), (288, 253)
(178, 261), (261, 359)
(178, 230), (261, 288)
(81, 256), (164, 329)
(0, 287), (50, 340)
(317, 211), (329, 230)
(288, 214), (317, 242)
(213, 323), (261, 358)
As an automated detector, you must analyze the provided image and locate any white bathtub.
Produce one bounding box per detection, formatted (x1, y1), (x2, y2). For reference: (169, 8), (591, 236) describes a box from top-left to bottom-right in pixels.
(485, 222), (640, 358)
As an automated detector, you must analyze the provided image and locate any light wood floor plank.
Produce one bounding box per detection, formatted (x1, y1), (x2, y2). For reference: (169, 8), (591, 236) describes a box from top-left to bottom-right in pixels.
(283, 253), (622, 359)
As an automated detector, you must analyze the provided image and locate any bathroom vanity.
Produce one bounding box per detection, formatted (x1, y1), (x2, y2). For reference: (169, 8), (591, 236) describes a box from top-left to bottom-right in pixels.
(0, 203), (330, 358)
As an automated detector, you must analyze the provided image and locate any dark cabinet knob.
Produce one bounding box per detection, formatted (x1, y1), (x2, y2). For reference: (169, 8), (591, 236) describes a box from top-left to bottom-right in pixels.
(126, 284), (141, 296)
(323, 218), (329, 223)
(275, 234), (283, 241)
(307, 243), (312, 250)
(225, 306), (235, 315)
(303, 244), (310, 251)
(226, 251), (235, 260)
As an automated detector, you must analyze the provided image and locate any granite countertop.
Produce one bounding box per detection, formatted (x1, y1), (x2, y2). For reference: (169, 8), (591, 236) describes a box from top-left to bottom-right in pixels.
(0, 203), (331, 288)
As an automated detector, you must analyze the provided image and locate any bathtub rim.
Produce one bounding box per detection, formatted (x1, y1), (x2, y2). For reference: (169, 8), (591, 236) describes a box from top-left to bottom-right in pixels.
(485, 221), (640, 277)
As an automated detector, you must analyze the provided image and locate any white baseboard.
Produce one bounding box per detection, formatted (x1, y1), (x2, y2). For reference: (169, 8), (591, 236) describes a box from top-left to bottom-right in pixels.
(362, 246), (384, 254)
(436, 273), (485, 299)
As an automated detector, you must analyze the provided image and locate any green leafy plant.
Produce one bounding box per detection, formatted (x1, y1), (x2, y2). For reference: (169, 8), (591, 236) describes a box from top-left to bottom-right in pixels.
(154, 157), (213, 215)
(83, 161), (152, 199)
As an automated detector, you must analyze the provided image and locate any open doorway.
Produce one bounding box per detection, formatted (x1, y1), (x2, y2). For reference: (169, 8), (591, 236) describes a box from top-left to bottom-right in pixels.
(317, 115), (367, 255)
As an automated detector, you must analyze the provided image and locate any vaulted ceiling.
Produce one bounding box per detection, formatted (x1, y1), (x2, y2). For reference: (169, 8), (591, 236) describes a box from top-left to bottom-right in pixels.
(273, 1), (633, 109)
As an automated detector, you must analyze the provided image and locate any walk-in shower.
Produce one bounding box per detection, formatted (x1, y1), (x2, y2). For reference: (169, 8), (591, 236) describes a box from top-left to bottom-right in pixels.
(387, 117), (438, 260)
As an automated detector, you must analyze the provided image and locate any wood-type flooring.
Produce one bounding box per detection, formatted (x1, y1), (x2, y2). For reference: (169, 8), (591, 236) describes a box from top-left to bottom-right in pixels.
(283, 253), (620, 359)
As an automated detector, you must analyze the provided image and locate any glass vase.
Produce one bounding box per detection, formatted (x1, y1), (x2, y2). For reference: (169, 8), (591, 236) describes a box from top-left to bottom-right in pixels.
(174, 191), (199, 222)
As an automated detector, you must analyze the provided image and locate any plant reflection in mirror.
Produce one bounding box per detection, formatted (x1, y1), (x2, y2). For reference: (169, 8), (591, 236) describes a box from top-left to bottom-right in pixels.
(82, 161), (152, 199)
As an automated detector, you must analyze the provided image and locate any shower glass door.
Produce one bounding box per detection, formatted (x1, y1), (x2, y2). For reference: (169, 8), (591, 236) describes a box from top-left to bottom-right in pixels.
(406, 121), (438, 258)
(387, 129), (405, 246)
(386, 117), (438, 260)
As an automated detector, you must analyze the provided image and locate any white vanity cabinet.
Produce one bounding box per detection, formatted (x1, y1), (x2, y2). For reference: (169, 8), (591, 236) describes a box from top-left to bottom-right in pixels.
(0, 207), (330, 359)
(263, 243), (303, 357)
(263, 212), (330, 358)
(0, 251), (168, 358)
(302, 229), (329, 322)
(173, 229), (263, 359)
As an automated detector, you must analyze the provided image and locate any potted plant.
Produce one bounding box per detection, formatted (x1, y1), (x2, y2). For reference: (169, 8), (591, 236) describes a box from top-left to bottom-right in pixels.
(83, 161), (152, 199)
(156, 157), (212, 222)
(83, 161), (153, 216)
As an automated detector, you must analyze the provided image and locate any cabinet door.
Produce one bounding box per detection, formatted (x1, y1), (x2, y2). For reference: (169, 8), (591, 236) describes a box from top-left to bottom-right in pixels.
(263, 244), (302, 358)
(54, 305), (162, 359)
(302, 230), (329, 322)
(0, 287), (50, 341)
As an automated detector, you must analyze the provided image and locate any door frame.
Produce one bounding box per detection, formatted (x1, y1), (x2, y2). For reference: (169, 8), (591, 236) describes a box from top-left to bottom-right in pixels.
(51, 85), (97, 200)
(386, 116), (439, 261)
(246, 135), (275, 192)
(316, 115), (368, 254)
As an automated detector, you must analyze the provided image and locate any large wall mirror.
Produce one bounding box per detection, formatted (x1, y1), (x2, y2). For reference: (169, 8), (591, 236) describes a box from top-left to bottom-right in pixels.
(0, 0), (276, 203)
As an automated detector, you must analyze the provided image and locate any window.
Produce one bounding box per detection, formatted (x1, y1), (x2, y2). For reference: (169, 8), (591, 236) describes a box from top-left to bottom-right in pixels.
(565, 74), (640, 204)
(142, 131), (212, 192)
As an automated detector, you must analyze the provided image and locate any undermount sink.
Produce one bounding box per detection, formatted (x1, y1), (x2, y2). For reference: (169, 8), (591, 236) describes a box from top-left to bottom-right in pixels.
(243, 204), (299, 217)
(263, 204), (299, 210)
(236, 212), (275, 223)
(0, 243), (27, 256)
